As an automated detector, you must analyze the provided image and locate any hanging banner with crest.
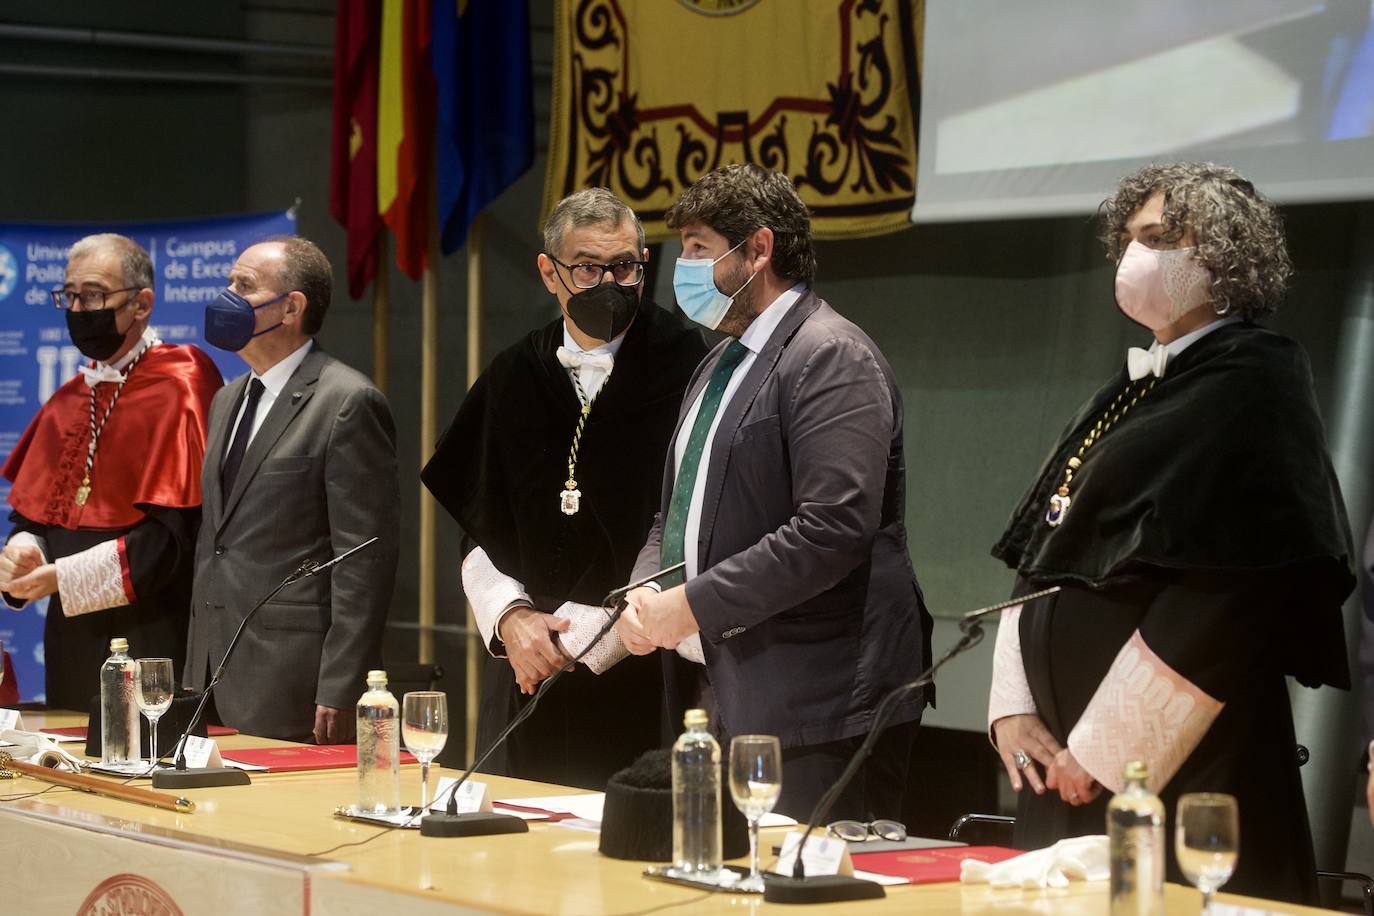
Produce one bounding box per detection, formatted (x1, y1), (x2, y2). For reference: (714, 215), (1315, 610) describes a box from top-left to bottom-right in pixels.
(543, 0), (923, 241)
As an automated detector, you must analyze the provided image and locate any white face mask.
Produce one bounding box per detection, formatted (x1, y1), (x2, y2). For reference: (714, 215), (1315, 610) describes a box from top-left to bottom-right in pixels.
(1114, 240), (1212, 330)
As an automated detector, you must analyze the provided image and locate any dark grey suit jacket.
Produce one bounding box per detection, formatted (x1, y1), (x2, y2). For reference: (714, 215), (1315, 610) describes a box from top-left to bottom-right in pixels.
(186, 344), (400, 738)
(634, 290), (933, 749)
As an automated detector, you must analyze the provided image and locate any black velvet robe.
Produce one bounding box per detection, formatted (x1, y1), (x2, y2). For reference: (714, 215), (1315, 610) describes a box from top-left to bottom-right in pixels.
(993, 322), (1354, 906)
(423, 301), (707, 789)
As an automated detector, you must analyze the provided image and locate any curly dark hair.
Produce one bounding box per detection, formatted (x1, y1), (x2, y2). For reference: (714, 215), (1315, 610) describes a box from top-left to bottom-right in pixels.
(665, 163), (818, 285)
(1099, 162), (1292, 319)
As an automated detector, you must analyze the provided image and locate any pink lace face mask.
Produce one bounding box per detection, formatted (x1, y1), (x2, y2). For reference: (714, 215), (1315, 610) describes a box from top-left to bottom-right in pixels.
(1114, 240), (1212, 330)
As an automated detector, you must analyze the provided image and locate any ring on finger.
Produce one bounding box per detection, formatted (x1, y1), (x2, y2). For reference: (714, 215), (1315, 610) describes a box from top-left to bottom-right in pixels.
(1013, 749), (1031, 770)
(1069, 792), (1080, 801)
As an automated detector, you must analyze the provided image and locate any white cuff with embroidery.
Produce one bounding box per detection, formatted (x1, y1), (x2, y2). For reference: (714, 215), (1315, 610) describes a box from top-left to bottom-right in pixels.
(3, 531), (48, 610)
(1068, 630), (1223, 794)
(987, 603), (1036, 745)
(56, 539), (130, 617)
(552, 601), (628, 674)
(461, 548), (531, 658)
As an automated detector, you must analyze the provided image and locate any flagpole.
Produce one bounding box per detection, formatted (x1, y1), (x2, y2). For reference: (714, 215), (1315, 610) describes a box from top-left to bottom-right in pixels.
(419, 200), (439, 670)
(372, 233), (390, 394)
(464, 211), (485, 761)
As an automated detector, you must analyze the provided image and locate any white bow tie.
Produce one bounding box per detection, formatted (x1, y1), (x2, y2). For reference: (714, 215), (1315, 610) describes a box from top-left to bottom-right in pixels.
(79, 363), (126, 387)
(556, 347), (613, 372)
(1126, 346), (1168, 381)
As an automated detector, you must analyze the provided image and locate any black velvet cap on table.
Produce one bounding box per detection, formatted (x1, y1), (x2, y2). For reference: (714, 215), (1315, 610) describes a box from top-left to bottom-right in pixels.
(598, 749), (749, 862)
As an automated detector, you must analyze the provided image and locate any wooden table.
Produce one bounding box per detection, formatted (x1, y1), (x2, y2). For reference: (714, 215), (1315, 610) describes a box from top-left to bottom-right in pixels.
(1, 711), (1339, 915)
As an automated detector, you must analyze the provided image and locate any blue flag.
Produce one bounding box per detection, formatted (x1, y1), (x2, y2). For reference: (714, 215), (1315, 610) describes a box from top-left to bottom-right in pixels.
(431, 0), (535, 254)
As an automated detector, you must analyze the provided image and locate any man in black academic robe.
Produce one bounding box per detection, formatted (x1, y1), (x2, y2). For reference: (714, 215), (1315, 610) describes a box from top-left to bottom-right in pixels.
(422, 189), (706, 790)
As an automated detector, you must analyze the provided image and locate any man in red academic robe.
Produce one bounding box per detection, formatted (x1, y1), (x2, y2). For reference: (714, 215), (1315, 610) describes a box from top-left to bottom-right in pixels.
(0, 233), (222, 710)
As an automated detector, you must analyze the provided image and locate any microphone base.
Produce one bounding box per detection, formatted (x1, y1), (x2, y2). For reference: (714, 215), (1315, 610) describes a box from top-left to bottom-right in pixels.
(420, 811), (529, 837)
(151, 767), (252, 789)
(762, 874), (885, 905)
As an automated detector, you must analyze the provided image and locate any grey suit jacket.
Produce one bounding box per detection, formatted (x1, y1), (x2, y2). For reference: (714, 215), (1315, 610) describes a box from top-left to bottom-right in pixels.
(186, 344), (400, 738)
(633, 291), (932, 748)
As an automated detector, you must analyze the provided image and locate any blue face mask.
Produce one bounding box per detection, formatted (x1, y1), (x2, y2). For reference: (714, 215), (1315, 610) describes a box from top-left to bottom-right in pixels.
(672, 241), (756, 330)
(204, 288), (288, 351)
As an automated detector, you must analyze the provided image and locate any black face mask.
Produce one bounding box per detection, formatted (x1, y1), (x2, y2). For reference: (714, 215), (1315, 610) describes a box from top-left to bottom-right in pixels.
(66, 306), (129, 362)
(565, 282), (640, 342)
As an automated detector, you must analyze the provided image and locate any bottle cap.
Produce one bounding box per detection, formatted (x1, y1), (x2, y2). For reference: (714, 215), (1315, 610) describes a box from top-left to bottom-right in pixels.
(109, 637), (128, 653)
(1123, 760), (1148, 781)
(684, 708), (707, 728)
(366, 669), (387, 687)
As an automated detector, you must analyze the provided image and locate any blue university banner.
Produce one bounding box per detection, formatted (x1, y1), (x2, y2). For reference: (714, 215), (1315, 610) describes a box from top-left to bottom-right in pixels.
(0, 209), (294, 702)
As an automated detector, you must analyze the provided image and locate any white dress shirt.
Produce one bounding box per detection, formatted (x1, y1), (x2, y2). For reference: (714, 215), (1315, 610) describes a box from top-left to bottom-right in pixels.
(1142, 315), (1242, 375)
(673, 283), (805, 580)
(226, 339), (313, 450)
(559, 323), (624, 401)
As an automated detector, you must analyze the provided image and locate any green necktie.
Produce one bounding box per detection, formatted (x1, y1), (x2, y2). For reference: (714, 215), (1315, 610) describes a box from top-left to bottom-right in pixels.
(660, 339), (751, 588)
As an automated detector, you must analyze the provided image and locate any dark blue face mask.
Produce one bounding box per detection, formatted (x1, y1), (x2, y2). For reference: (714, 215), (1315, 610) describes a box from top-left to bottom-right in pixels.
(204, 288), (288, 351)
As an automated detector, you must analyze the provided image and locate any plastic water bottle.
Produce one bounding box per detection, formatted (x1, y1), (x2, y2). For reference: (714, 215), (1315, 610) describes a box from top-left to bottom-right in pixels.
(99, 637), (137, 766)
(1108, 759), (1165, 916)
(671, 707), (721, 879)
(356, 669), (400, 816)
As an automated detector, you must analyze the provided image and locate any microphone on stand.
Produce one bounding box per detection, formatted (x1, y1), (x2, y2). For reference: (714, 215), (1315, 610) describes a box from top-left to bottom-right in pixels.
(151, 537), (380, 790)
(764, 585), (1061, 905)
(418, 562), (686, 838)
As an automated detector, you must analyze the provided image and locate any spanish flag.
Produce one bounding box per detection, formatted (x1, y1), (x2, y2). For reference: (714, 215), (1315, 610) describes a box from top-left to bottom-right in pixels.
(329, 0), (382, 299)
(377, 0), (435, 281)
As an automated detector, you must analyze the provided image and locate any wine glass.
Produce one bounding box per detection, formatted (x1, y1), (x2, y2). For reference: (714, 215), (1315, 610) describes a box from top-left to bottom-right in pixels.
(402, 691), (448, 811)
(729, 735), (782, 892)
(134, 658), (174, 766)
(1175, 792), (1239, 915)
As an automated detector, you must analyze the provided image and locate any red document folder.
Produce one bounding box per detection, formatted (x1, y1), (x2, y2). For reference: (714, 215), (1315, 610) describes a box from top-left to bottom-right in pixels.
(42, 724), (240, 738)
(219, 744), (417, 772)
(851, 845), (1022, 884)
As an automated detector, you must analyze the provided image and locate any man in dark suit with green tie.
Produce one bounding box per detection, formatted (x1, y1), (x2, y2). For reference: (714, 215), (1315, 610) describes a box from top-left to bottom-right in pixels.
(619, 164), (933, 821)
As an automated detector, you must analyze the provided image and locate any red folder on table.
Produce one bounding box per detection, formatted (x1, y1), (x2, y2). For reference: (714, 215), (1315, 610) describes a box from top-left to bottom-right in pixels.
(851, 845), (1022, 884)
(219, 744), (417, 772)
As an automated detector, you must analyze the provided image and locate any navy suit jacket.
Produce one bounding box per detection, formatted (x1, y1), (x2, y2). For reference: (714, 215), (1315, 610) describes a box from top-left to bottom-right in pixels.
(633, 290), (933, 748)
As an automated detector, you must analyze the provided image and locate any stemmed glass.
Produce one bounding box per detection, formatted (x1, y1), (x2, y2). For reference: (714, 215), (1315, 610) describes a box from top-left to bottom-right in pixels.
(729, 735), (782, 892)
(402, 691), (448, 811)
(1175, 792), (1239, 915)
(134, 658), (174, 767)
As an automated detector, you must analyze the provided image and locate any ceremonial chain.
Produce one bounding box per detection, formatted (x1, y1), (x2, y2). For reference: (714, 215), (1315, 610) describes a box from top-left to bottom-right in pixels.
(75, 346), (149, 507)
(1045, 376), (1156, 527)
(560, 368), (611, 516)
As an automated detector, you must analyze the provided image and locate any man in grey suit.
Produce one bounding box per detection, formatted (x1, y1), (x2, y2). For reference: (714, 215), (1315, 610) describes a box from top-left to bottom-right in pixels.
(619, 164), (933, 821)
(186, 237), (399, 742)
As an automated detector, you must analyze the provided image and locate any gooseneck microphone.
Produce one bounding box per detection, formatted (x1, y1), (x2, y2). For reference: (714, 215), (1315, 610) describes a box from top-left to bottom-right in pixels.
(151, 537), (380, 790)
(765, 585), (1061, 905)
(417, 561), (687, 838)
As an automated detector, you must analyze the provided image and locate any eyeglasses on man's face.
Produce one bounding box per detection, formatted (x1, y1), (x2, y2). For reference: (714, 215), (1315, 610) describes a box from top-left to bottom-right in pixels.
(548, 255), (646, 289)
(50, 287), (140, 311)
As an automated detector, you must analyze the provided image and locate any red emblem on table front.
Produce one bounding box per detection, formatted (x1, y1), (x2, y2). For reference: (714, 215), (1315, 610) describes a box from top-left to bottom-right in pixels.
(77, 873), (183, 916)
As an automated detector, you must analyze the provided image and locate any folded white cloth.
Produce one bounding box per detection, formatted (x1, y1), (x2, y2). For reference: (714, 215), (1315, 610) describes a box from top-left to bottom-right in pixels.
(0, 728), (85, 771)
(960, 835), (1109, 888)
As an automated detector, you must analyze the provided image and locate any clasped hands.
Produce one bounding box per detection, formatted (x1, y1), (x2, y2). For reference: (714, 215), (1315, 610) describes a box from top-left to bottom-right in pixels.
(991, 713), (1102, 807)
(0, 542), (58, 604)
(613, 585), (697, 656)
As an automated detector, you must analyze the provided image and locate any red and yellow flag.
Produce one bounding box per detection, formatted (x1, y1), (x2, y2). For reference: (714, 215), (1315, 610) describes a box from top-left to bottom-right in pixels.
(377, 0), (435, 281)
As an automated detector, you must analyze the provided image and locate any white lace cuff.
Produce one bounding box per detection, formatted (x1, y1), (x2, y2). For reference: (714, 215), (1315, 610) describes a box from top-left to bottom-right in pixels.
(461, 548), (531, 658)
(3, 532), (48, 610)
(552, 601), (628, 674)
(988, 604), (1037, 744)
(676, 632), (705, 665)
(56, 538), (132, 617)
(1068, 630), (1222, 794)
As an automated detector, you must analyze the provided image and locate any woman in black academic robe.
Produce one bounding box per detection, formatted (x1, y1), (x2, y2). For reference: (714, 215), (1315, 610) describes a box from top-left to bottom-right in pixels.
(988, 163), (1353, 906)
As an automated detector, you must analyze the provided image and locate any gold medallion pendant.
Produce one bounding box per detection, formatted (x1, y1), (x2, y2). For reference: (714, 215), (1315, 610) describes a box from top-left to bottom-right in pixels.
(560, 480), (582, 516)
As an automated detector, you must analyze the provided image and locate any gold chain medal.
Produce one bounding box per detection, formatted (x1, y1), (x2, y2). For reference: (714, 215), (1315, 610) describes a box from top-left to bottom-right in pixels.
(560, 368), (609, 516)
(1045, 378), (1156, 527)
